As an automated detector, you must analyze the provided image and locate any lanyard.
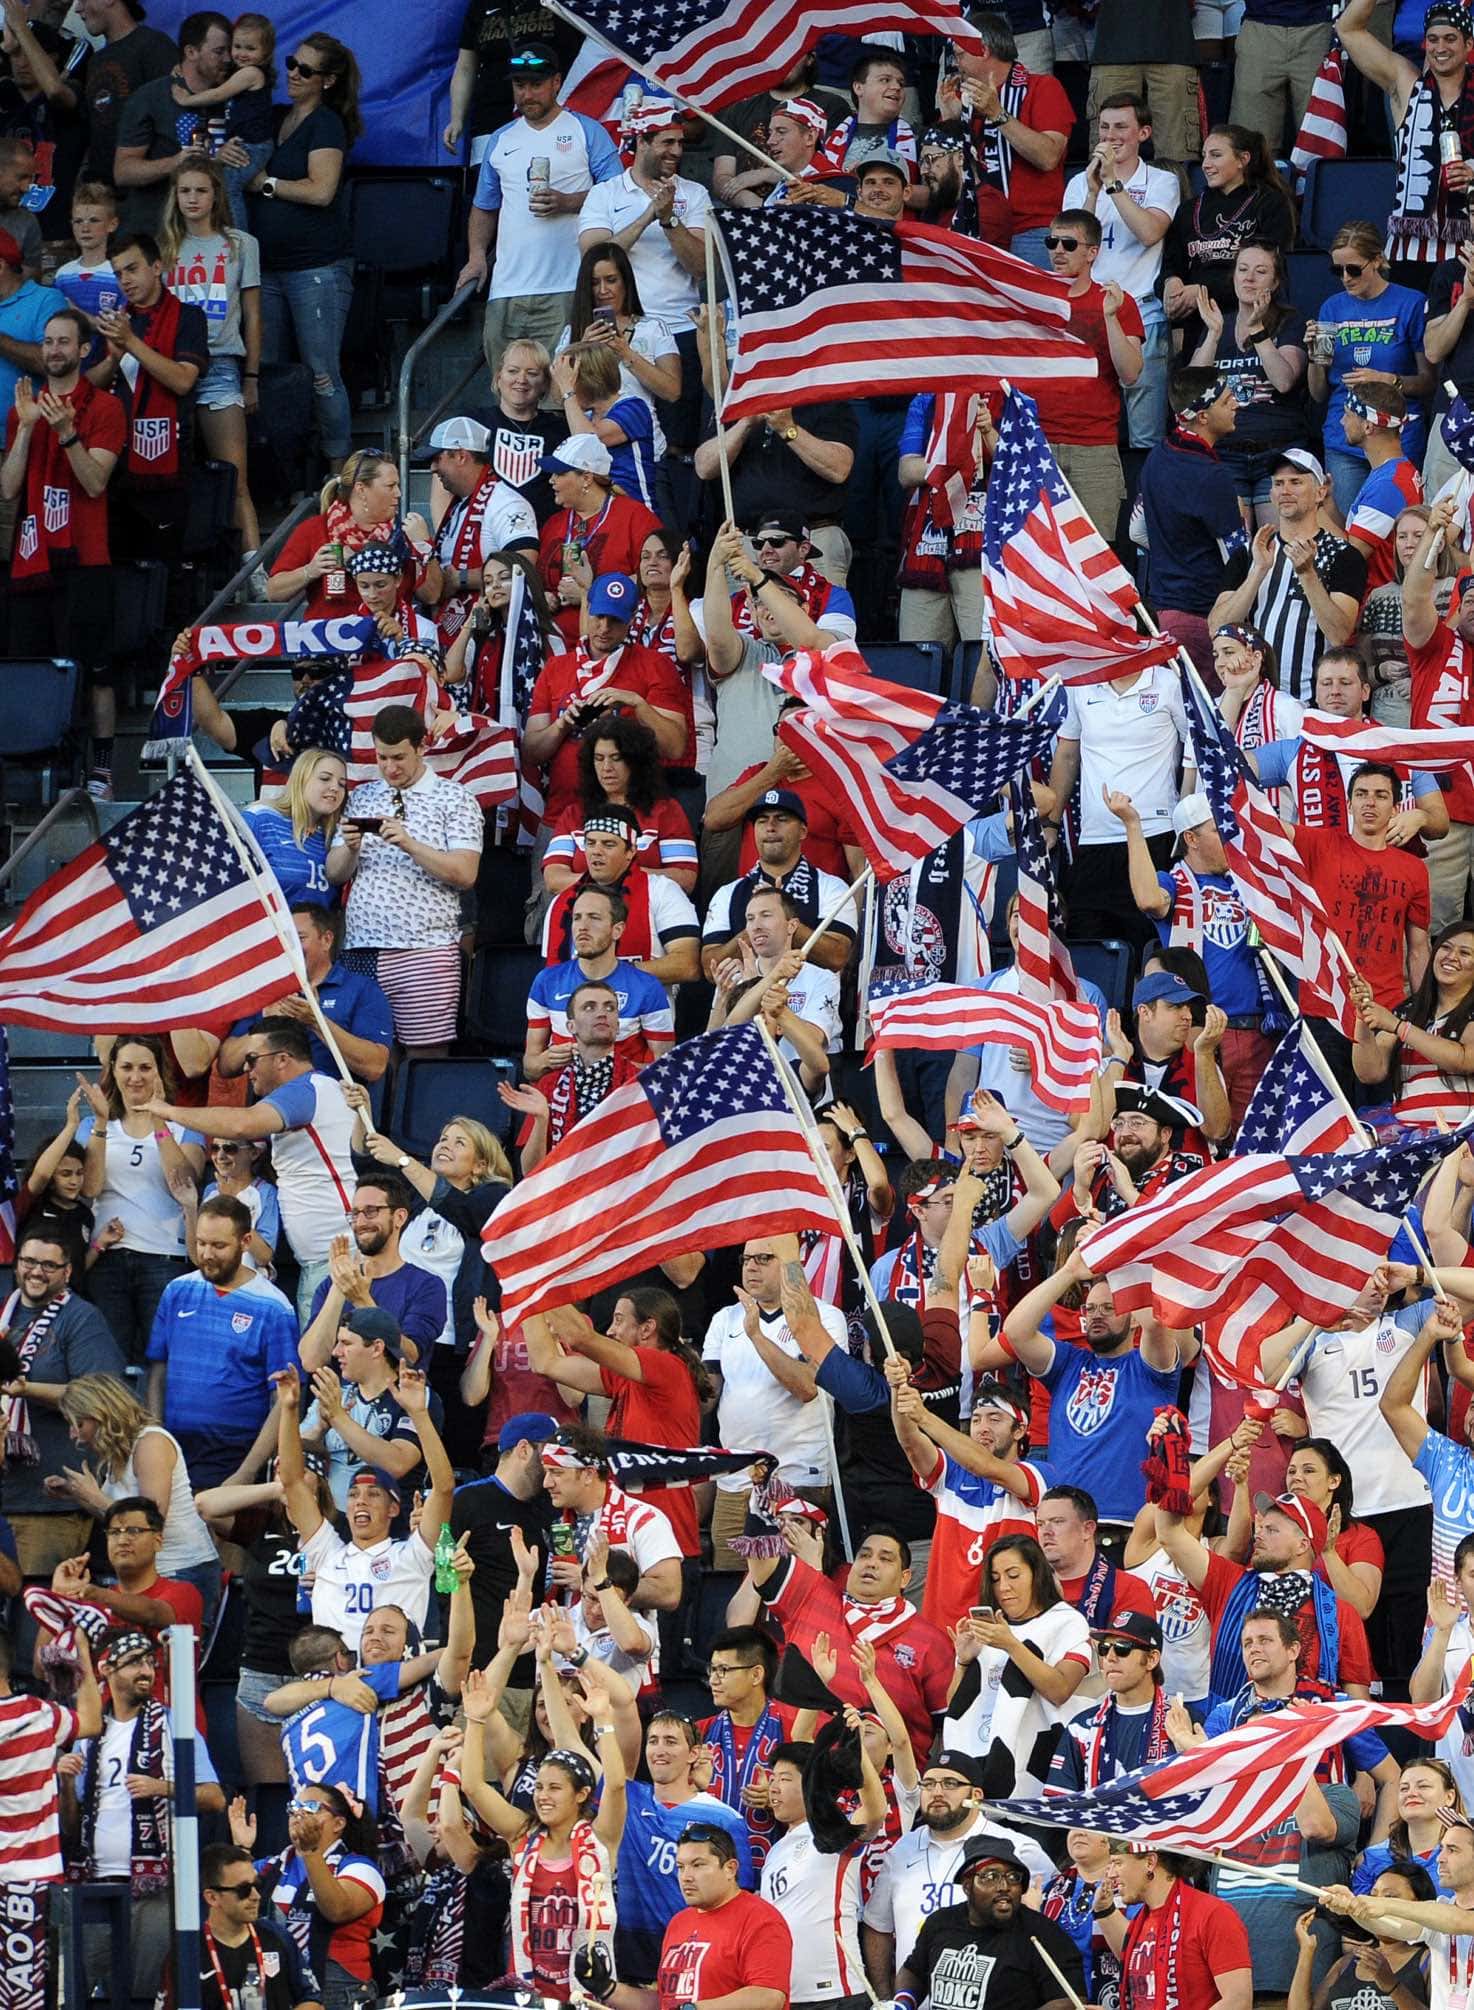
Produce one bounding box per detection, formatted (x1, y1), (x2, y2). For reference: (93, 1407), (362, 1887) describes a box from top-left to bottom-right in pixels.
(203, 1924), (264, 2009)
(1449, 1932), (1474, 1997)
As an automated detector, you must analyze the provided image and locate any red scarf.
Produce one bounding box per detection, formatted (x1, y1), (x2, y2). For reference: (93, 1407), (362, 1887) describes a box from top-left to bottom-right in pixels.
(841, 1592), (914, 1644)
(1124, 1878), (1189, 2010)
(629, 596), (676, 663)
(437, 468), (504, 638)
(549, 866), (653, 961)
(1291, 733), (1349, 829)
(11, 380), (104, 583)
(900, 393), (985, 590)
(510, 1820), (612, 1990)
(122, 287), (183, 484)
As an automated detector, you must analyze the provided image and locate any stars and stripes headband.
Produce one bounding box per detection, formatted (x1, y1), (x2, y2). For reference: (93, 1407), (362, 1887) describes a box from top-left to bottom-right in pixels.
(542, 1437), (595, 1469)
(545, 1748), (597, 1791)
(1345, 389), (1405, 429)
(1439, 1806), (1474, 1833)
(1426, 0), (1474, 34)
(777, 97), (827, 134)
(920, 126), (964, 153)
(582, 809), (641, 839)
(1214, 623), (1268, 650)
(1177, 379), (1228, 421)
(777, 1497), (829, 1527)
(97, 1629), (155, 1673)
(626, 100), (683, 136)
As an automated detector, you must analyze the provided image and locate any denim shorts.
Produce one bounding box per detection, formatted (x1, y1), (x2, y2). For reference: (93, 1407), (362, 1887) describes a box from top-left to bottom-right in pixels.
(196, 351), (244, 410)
(237, 1663), (288, 1724)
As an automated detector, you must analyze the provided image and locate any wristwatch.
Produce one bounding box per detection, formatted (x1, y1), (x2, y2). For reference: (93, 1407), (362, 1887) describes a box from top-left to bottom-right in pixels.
(1104, 178), (1125, 194)
(396, 1154), (410, 1169)
(260, 175), (278, 199)
(776, 422), (798, 440)
(594, 1577), (614, 1592)
(1004, 1131), (1025, 1151)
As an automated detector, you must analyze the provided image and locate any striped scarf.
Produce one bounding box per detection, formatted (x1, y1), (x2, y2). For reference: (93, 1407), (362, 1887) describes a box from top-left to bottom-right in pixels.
(510, 1820), (612, 1988)
(975, 70), (1030, 200)
(1, 1289), (70, 1463)
(77, 1702), (170, 1893)
(1079, 1688), (1171, 1787)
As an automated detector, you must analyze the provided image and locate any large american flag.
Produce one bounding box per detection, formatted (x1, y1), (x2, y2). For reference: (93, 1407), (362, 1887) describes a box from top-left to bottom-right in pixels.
(557, 0), (978, 113)
(0, 1031), (16, 1266)
(867, 983), (1101, 1114)
(1084, 1125), (1467, 1370)
(1009, 776), (1079, 1002)
(766, 642), (945, 753)
(481, 1023), (839, 1327)
(1184, 674), (1357, 1038)
(1299, 709), (1474, 772)
(982, 388), (1184, 687)
(717, 209), (1097, 424)
(0, 773), (302, 1032)
(346, 657), (518, 813)
(992, 1670), (1470, 1853)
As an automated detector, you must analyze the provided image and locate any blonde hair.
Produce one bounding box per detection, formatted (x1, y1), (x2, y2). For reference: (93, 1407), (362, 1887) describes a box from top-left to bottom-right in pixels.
(569, 343), (622, 402)
(1395, 504), (1458, 581)
(1329, 219), (1389, 273)
(444, 1114), (512, 1187)
(320, 448), (396, 517)
(59, 1374), (150, 1480)
(233, 11), (276, 85)
(158, 154), (242, 269)
(273, 746), (347, 847)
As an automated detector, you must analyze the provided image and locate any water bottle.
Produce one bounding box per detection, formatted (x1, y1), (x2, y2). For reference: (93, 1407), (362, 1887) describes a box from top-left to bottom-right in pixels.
(290, 1547), (311, 1616)
(240, 1975), (265, 2010)
(433, 1521), (458, 1595)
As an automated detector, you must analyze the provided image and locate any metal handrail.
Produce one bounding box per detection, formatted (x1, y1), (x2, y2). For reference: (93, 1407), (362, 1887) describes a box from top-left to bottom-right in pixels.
(196, 492), (319, 708)
(397, 279), (480, 494)
(0, 785), (93, 895)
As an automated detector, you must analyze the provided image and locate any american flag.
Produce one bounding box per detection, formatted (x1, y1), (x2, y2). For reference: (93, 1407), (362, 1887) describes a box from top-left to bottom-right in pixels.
(766, 641), (945, 755)
(0, 773), (302, 1033)
(867, 983), (1101, 1114)
(717, 209), (1097, 424)
(1290, 45), (1347, 178)
(1299, 709), (1474, 771)
(500, 563), (550, 842)
(345, 657), (518, 813)
(1084, 1124), (1468, 1374)
(982, 388), (1183, 686)
(1009, 776), (1079, 1002)
(0, 1031), (16, 1266)
(1444, 394), (1474, 473)
(1184, 674), (1357, 1038)
(992, 1667), (1471, 1852)
(555, 0), (978, 113)
(480, 1023), (839, 1327)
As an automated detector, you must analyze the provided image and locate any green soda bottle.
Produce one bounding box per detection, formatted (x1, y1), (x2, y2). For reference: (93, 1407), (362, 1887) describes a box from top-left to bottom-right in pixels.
(434, 1521), (458, 1595)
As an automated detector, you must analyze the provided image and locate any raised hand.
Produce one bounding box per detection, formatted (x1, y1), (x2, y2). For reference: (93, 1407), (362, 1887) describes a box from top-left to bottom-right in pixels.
(811, 1628), (838, 1687)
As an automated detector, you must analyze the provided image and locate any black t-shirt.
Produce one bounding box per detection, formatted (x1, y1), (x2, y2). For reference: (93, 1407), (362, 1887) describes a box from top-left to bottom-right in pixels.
(458, 1), (583, 141)
(239, 1513), (312, 1675)
(80, 24), (177, 184)
(450, 1473), (551, 1681)
(908, 1903), (1088, 2010)
(1212, 307), (1312, 459)
(704, 399), (860, 527)
(114, 73), (195, 233)
(0, 80), (88, 229)
(1094, 0), (1197, 64)
(469, 399), (570, 523)
(1162, 184), (1297, 322)
(188, 1917), (321, 2010)
(247, 104), (351, 270)
(1428, 255), (1474, 416)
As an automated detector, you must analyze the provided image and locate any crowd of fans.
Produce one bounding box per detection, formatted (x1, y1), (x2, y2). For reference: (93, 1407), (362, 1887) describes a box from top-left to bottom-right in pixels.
(22, 2), (1474, 2009)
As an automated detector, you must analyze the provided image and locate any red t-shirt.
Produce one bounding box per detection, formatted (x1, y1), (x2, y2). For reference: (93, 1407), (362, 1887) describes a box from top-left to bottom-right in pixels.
(528, 644), (692, 823)
(1056, 1562), (1157, 1629)
(526, 1852), (580, 1999)
(1198, 1549), (1374, 1689)
(145, 1574), (207, 1730)
(601, 1345), (702, 1557)
(1409, 622), (1474, 822)
(548, 794), (696, 878)
(1122, 1880), (1251, 2010)
(994, 74), (1074, 234)
(1207, 1373), (1302, 1512)
(1316, 1519), (1385, 1591)
(1030, 284), (1145, 445)
(539, 494), (666, 646)
(271, 513), (417, 621)
(478, 1327), (582, 1447)
(5, 380), (126, 577)
(1295, 824), (1430, 1008)
(730, 763), (858, 879)
(763, 1555), (953, 1764)
(658, 1891), (793, 2010)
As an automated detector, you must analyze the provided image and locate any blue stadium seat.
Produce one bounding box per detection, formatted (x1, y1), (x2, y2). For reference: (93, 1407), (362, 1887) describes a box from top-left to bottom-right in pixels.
(466, 943), (544, 1052)
(391, 1055), (518, 1157)
(1285, 250), (1332, 323)
(1299, 157), (1398, 251)
(350, 174), (460, 277)
(952, 641), (989, 705)
(989, 938), (1135, 1011)
(475, 849), (532, 946)
(859, 641), (948, 697)
(0, 657), (82, 804)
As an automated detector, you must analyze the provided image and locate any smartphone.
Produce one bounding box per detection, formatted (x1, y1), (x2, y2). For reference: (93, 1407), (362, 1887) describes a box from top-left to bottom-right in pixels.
(593, 305), (618, 324)
(346, 815), (385, 834)
(970, 1605), (995, 1623)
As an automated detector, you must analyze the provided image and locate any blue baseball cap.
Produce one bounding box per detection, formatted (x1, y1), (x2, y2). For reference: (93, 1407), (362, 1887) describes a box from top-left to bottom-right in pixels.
(498, 1410), (564, 1453)
(1132, 972), (1203, 1009)
(348, 1466), (402, 1505)
(745, 786), (808, 824)
(587, 572), (638, 619)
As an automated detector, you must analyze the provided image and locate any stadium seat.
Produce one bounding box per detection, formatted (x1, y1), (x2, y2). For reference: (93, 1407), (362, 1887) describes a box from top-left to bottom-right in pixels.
(952, 641), (987, 705)
(475, 848), (533, 946)
(391, 1054), (518, 1157)
(1285, 250), (1332, 323)
(350, 174), (460, 280)
(1299, 157), (1397, 250)
(109, 559), (169, 660)
(466, 943), (544, 1052)
(859, 641), (948, 697)
(0, 657), (82, 805)
(674, 977), (715, 1042)
(988, 937), (1135, 1011)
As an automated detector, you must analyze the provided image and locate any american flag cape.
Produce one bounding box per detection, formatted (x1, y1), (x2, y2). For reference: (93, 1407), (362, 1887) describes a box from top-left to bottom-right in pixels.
(345, 658), (518, 813)
(480, 1023), (839, 1327)
(553, 0), (979, 113)
(0, 1032), (16, 1266)
(1082, 1123), (1467, 1375)
(1290, 44), (1348, 178)
(0, 772), (302, 1032)
(143, 615), (382, 759)
(1009, 776), (1080, 1002)
(716, 209), (1097, 424)
(1299, 708), (1474, 771)
(982, 388), (1184, 686)
(866, 983), (1101, 1113)
(992, 1667), (1471, 1851)
(1183, 672), (1357, 1037)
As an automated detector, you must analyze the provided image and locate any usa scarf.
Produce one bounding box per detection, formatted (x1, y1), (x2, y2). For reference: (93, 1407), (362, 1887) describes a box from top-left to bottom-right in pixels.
(731, 564), (833, 638)
(899, 393), (985, 590)
(1208, 1566), (1341, 1706)
(1389, 68), (1474, 253)
(1292, 732), (1350, 829)
(10, 379), (107, 586)
(1074, 1546), (1119, 1629)
(77, 1702), (169, 1894)
(509, 1821), (611, 1989)
(707, 1704), (785, 1870)
(437, 468), (509, 638)
(1123, 1878), (1189, 2010)
(1078, 1687), (1171, 1787)
(145, 615), (381, 759)
(842, 1592), (915, 1645)
(975, 71), (1030, 200)
(122, 287), (184, 485)
(1, 1289), (70, 1463)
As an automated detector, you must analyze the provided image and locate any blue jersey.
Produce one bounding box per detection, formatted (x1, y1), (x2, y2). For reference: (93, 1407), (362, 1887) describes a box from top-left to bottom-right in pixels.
(1037, 1341), (1181, 1523)
(281, 1661), (400, 1813)
(145, 1270), (300, 1463)
(242, 804), (333, 907)
(614, 1783), (752, 1975)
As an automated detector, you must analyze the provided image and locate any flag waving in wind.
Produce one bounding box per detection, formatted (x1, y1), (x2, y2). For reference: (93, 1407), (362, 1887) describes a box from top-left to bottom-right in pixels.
(866, 984), (1102, 1113)
(1009, 776), (1080, 1002)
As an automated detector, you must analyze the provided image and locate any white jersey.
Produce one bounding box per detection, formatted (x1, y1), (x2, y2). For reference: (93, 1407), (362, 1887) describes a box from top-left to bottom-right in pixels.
(434, 476), (538, 568)
(862, 1814), (1057, 1973)
(761, 1821), (867, 2002)
(1061, 161), (1178, 310)
(259, 1070), (356, 1265)
(1430, 1617), (1474, 1811)
(1298, 1309), (1431, 1515)
(702, 1299), (846, 1492)
(1134, 1543), (1211, 1705)
(301, 1521), (435, 1652)
(91, 1118), (202, 1256)
(1060, 666), (1189, 844)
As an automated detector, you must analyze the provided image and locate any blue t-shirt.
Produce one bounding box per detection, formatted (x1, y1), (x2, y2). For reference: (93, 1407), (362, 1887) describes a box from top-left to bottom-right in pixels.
(0, 279), (66, 412)
(281, 1661), (401, 1813)
(1414, 1428), (1474, 1593)
(1049, 1699), (1163, 1792)
(527, 955), (672, 1044)
(1136, 433), (1248, 616)
(1152, 869), (1262, 1017)
(1318, 283), (1428, 461)
(606, 394), (657, 508)
(616, 1782), (753, 1963)
(145, 1270), (300, 1458)
(243, 803), (333, 908)
(1353, 1839), (1448, 1896)
(1037, 1343), (1182, 1523)
(229, 960), (393, 1080)
(308, 1261), (448, 1360)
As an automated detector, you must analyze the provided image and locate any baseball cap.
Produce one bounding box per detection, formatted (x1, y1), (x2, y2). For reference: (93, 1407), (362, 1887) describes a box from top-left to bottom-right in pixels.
(745, 787), (808, 823)
(349, 1466), (402, 1505)
(1113, 1083), (1204, 1131)
(587, 571), (638, 619)
(926, 1749), (987, 1788)
(1269, 447), (1326, 483)
(509, 40), (560, 72)
(0, 228), (23, 273)
(426, 415), (491, 453)
(959, 1833), (1028, 1876)
(1263, 1490), (1329, 1553)
(752, 513), (809, 543)
(541, 434), (612, 480)
(626, 98), (684, 136)
(1171, 791), (1214, 837)
(343, 1306), (404, 1360)
(1091, 1608), (1165, 1651)
(858, 148), (908, 183)
(1132, 971), (1203, 1009)
(497, 1410), (563, 1453)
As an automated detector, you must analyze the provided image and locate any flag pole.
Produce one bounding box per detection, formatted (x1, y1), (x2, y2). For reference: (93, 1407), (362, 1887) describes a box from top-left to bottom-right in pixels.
(703, 221), (737, 527)
(1029, 1939), (1086, 2010)
(1015, 673), (1061, 718)
(183, 746), (357, 1091)
(1425, 381), (1466, 570)
(794, 867), (872, 969)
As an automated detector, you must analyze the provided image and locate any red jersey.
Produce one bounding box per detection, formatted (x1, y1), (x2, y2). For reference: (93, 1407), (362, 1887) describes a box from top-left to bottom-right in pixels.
(1199, 1549), (1374, 1689)
(6, 378), (126, 584)
(1295, 824), (1429, 1008)
(539, 493), (665, 646)
(657, 1890), (793, 2010)
(917, 1443), (1046, 1633)
(1032, 284), (1145, 446)
(528, 644), (692, 822)
(547, 795), (696, 880)
(730, 763), (858, 878)
(1409, 621), (1474, 822)
(1056, 1561), (1157, 1630)
(601, 1345), (701, 1556)
(1122, 1880), (1251, 2010)
(478, 1326), (582, 1448)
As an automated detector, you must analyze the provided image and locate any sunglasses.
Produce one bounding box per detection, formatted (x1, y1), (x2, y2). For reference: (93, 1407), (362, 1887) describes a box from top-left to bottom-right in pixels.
(752, 533), (796, 549)
(210, 1881), (258, 1899)
(1097, 1640), (1146, 1658)
(1044, 234), (1081, 251)
(678, 1822), (729, 1846)
(285, 55), (325, 76)
(1331, 260), (1365, 277)
(287, 1797), (327, 1814)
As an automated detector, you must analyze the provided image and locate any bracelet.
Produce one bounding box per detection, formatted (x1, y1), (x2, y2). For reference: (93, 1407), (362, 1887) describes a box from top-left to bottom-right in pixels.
(1094, 1900), (1118, 1918)
(1396, 1019), (1410, 1042)
(593, 1720), (616, 1736)
(57, 433), (80, 449)
(1104, 1054), (1127, 1070)
(1004, 1131), (1025, 1151)
(243, 371), (259, 379)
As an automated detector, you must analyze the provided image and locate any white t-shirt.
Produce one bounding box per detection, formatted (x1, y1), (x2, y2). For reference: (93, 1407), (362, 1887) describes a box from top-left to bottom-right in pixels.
(763, 959), (842, 1062)
(761, 1822), (867, 2001)
(1134, 1543), (1212, 1705)
(480, 109), (611, 299)
(396, 1209), (462, 1351)
(702, 1299), (847, 1491)
(1299, 1311), (1431, 1515)
(862, 1813), (1057, 1973)
(259, 1071), (356, 1266)
(1420, 1923), (1474, 2010)
(703, 869), (859, 951)
(1060, 163), (1179, 312)
(302, 1520), (435, 1652)
(89, 1715), (167, 1877)
(91, 1118), (204, 1256)
(577, 171), (711, 329)
(1060, 666), (1190, 843)
(107, 1424), (220, 1576)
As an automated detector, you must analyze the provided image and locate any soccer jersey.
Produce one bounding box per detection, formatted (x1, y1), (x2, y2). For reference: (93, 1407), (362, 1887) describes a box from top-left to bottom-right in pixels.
(260, 1072), (355, 1264)
(1035, 1342), (1182, 1523)
(760, 1823), (866, 2002)
(616, 1784), (753, 1980)
(146, 1270), (299, 1464)
(300, 1521), (436, 1651)
(0, 1695), (77, 1881)
(916, 1444), (1046, 1633)
(863, 1816), (1057, 1975)
(264, 1842), (384, 1985)
(526, 955), (674, 1062)
(281, 1661), (401, 1813)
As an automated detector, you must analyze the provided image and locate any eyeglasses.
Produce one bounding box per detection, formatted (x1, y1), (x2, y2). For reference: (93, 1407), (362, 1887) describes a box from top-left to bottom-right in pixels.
(287, 1797), (326, 1814)
(285, 55), (325, 76)
(209, 1881), (259, 1899)
(241, 1050), (277, 1070)
(1331, 260), (1364, 277)
(922, 1775), (973, 1791)
(16, 1255), (66, 1273)
(1097, 1641), (1145, 1659)
(107, 1523), (155, 1539)
(1044, 234), (1081, 251)
(349, 1204), (390, 1221)
(965, 1867), (1022, 1887)
(706, 1660), (757, 1679)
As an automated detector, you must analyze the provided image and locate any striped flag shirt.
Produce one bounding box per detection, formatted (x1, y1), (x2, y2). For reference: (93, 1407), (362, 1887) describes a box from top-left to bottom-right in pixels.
(717, 210), (1097, 424)
(0, 1695), (78, 1882)
(867, 982), (1101, 1113)
(1250, 533), (1366, 705)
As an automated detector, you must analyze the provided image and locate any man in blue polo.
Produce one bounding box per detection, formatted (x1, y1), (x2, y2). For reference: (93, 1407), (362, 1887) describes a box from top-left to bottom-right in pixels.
(218, 903), (392, 1086)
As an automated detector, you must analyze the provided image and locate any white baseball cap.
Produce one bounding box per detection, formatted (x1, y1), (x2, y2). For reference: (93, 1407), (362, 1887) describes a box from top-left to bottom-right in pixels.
(1171, 790), (1214, 837)
(541, 434), (613, 480)
(426, 416), (491, 453)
